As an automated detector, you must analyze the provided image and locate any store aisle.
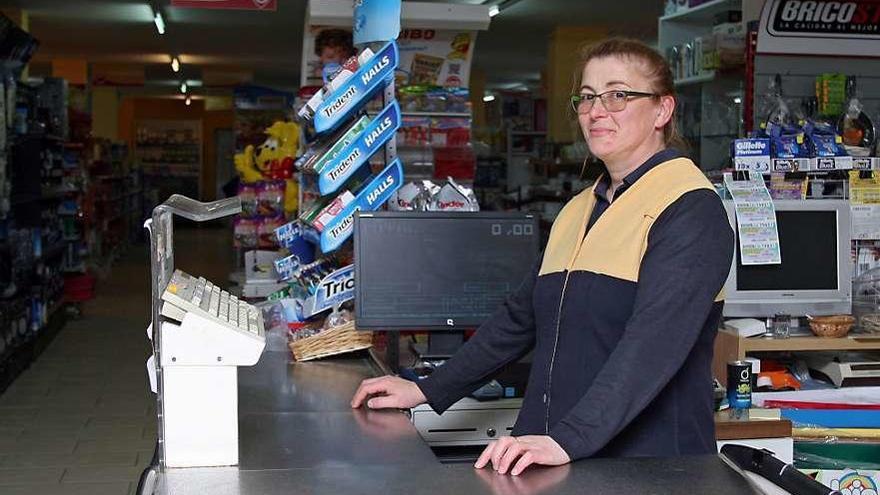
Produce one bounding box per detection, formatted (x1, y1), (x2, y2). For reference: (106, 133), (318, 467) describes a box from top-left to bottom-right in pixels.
(0, 227), (233, 495)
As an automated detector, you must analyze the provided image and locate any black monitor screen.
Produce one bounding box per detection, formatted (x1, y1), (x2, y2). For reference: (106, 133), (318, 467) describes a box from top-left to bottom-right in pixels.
(736, 210), (838, 291)
(354, 212), (539, 329)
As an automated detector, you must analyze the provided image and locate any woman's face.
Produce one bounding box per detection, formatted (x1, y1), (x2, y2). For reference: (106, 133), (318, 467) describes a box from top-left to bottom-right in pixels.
(578, 56), (672, 164)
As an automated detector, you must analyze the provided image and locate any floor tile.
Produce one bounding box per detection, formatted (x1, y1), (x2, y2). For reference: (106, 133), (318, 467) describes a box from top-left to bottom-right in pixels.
(0, 482), (130, 495)
(62, 465), (143, 483)
(0, 467), (64, 484)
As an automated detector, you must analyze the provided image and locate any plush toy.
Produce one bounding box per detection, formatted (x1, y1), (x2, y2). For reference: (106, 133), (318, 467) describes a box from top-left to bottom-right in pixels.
(234, 121), (302, 215)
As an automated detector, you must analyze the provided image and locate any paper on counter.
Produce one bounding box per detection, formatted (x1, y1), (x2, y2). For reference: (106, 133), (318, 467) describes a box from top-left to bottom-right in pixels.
(724, 172), (782, 265)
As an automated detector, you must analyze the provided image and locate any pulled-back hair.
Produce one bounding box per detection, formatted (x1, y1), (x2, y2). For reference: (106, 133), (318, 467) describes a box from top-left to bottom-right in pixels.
(576, 37), (687, 151)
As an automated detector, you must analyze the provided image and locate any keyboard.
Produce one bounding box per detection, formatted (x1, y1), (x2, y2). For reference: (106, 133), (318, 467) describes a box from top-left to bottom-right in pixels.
(161, 269), (264, 339)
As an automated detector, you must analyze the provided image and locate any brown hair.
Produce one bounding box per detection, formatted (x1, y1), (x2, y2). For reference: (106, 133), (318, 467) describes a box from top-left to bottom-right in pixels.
(575, 37), (687, 151)
(314, 29), (355, 59)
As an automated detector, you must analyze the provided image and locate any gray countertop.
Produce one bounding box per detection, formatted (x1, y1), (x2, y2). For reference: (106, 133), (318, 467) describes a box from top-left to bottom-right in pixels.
(154, 351), (758, 494)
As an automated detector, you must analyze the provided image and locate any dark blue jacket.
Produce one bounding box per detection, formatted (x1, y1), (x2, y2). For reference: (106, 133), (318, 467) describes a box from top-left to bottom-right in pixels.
(417, 151), (734, 460)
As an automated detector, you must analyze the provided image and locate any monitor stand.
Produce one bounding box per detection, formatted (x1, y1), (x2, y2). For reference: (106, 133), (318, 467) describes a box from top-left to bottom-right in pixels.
(410, 331), (465, 360)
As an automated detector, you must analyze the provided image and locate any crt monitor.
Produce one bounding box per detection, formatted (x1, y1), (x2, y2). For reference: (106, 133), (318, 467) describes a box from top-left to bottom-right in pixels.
(354, 211), (540, 357)
(722, 199), (852, 318)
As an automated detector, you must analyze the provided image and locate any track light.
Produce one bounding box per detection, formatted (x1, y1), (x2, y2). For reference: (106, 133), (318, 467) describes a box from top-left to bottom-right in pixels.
(488, 5), (500, 17)
(180, 82), (187, 94)
(483, 94), (495, 102)
(171, 57), (180, 73)
(154, 9), (165, 35)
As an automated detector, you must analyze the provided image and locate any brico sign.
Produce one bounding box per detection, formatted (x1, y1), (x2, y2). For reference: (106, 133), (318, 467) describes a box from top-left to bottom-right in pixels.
(773, 1), (880, 34)
(759, 0), (880, 56)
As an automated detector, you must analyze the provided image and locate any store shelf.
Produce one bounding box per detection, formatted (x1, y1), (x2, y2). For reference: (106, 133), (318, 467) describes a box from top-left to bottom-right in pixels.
(39, 241), (67, 261)
(674, 71), (716, 87)
(713, 328), (880, 382)
(737, 333), (880, 353)
(660, 0), (740, 23)
(63, 263), (86, 273)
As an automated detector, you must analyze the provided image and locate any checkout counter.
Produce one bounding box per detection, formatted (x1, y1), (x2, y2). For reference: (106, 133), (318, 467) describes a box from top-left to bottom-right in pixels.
(141, 196), (802, 494)
(141, 349), (763, 495)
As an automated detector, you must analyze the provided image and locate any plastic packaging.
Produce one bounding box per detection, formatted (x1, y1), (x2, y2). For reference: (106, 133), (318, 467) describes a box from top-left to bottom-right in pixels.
(766, 121), (811, 159)
(233, 217), (258, 248)
(257, 215), (285, 248)
(428, 177), (480, 211)
(257, 180), (285, 217)
(852, 267), (880, 333)
(238, 183), (258, 217)
(763, 74), (795, 127)
(804, 120), (848, 158)
(837, 76), (877, 156)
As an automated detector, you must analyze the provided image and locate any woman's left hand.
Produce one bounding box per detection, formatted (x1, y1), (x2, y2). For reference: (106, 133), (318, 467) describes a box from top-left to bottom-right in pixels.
(474, 435), (571, 475)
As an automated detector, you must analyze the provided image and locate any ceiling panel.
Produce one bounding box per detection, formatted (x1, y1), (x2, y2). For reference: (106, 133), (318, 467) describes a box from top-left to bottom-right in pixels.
(2, 0), (661, 92)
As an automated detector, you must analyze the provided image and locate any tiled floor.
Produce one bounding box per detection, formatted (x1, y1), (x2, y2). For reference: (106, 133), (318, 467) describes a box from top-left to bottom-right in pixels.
(0, 227), (233, 495)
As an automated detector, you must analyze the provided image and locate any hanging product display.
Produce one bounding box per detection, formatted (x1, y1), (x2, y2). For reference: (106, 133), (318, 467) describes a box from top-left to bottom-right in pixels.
(734, 74), (855, 173)
(837, 76), (876, 157)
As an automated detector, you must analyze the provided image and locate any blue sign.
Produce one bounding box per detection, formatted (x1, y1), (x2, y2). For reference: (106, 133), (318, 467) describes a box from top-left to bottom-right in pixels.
(320, 158), (404, 253)
(313, 41), (398, 135)
(304, 265), (355, 317)
(354, 0), (401, 45)
(318, 101), (401, 195)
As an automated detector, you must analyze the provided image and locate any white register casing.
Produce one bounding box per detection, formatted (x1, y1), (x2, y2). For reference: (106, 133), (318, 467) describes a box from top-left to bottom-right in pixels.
(158, 312), (265, 468)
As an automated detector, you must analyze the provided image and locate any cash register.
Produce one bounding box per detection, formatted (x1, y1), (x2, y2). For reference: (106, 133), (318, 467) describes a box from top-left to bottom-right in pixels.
(354, 211), (538, 446)
(145, 195), (266, 468)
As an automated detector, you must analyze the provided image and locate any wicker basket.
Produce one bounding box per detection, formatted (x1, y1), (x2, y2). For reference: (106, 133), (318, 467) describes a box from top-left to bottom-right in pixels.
(289, 320), (372, 361)
(808, 315), (855, 338)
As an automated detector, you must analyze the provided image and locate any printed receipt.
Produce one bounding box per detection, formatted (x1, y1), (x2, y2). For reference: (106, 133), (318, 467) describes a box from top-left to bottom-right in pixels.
(723, 172), (782, 265)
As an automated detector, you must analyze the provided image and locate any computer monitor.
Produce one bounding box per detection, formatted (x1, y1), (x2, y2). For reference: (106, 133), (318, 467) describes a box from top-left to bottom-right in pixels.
(722, 199), (852, 318)
(354, 211), (540, 357)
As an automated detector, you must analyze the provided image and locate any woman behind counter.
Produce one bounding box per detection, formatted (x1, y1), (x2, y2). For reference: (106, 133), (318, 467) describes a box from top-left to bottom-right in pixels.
(351, 38), (734, 476)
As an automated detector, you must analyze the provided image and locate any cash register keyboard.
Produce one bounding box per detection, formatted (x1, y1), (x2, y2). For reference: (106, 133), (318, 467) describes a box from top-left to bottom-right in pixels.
(161, 269), (264, 338)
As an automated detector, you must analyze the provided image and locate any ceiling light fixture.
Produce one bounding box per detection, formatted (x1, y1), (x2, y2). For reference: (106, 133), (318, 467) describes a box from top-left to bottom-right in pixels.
(185, 96), (192, 106)
(153, 9), (165, 35)
(180, 82), (187, 94)
(483, 94), (496, 102)
(171, 57), (180, 73)
(486, 0), (525, 18)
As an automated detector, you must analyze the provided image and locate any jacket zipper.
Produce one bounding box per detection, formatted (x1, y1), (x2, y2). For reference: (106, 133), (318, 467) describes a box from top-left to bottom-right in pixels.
(544, 269), (571, 434)
(543, 188), (595, 434)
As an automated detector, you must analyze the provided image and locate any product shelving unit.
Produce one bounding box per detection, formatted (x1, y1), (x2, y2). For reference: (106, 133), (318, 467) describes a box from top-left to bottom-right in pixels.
(659, 0), (745, 170)
(0, 78), (74, 393)
(713, 328), (880, 385)
(505, 129), (546, 192)
(136, 120), (202, 209)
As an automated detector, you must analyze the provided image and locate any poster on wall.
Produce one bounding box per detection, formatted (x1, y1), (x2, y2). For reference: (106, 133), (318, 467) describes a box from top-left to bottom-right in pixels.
(758, 0), (880, 56)
(301, 26), (476, 88)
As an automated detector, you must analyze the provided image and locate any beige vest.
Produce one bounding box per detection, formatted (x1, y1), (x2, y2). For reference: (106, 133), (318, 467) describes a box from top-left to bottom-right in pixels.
(539, 157), (723, 301)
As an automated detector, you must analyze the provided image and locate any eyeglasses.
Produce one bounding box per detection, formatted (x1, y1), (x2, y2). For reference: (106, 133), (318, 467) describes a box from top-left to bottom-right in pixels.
(570, 90), (658, 114)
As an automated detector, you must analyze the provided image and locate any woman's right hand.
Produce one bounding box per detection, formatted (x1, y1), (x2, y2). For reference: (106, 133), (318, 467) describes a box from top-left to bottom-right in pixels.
(350, 375), (427, 410)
